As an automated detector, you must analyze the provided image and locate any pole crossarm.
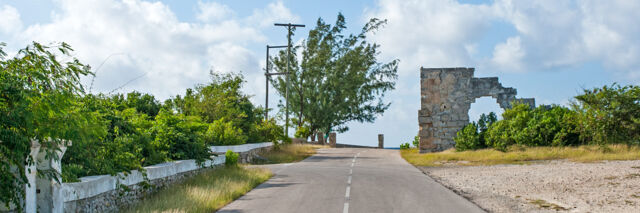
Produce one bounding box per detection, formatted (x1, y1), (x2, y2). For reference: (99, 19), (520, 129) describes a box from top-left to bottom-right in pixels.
(265, 72), (291, 76)
(267, 45), (289, 49)
(274, 23), (306, 27)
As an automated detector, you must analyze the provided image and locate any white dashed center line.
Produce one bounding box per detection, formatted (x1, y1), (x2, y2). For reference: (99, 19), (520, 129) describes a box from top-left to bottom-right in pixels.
(344, 151), (360, 213)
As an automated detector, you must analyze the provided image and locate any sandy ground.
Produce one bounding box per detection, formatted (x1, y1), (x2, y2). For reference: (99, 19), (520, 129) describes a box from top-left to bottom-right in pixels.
(419, 160), (640, 213)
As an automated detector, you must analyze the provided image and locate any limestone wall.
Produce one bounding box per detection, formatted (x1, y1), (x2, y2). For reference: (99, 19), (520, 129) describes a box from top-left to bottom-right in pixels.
(61, 157), (225, 213)
(418, 67), (535, 153)
(36, 142), (273, 213)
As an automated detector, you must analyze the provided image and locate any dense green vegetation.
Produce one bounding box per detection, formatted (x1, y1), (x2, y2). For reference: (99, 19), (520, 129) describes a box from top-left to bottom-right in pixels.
(62, 73), (285, 182)
(1, 42), (285, 209)
(271, 13), (398, 137)
(455, 84), (640, 151)
(1, 42), (95, 210)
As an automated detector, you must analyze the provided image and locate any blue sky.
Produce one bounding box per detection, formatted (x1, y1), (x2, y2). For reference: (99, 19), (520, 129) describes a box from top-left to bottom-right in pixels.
(1, 0), (638, 147)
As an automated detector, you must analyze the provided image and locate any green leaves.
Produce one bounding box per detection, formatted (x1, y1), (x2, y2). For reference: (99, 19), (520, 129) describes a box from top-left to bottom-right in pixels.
(205, 118), (247, 146)
(271, 13), (398, 134)
(573, 84), (640, 145)
(2, 42), (286, 210)
(1, 42), (93, 210)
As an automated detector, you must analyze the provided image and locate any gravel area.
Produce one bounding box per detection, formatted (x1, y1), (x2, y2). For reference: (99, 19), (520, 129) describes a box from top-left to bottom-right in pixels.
(419, 160), (640, 213)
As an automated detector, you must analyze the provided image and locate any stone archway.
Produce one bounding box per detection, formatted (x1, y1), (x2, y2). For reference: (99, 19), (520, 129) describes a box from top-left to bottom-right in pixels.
(418, 67), (534, 153)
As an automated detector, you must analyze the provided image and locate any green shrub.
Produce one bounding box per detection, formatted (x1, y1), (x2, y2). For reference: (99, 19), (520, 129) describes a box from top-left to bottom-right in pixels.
(249, 118), (285, 143)
(225, 150), (239, 166)
(411, 135), (420, 148)
(454, 112), (497, 151)
(150, 109), (209, 163)
(482, 104), (579, 151)
(573, 84), (640, 145)
(205, 118), (247, 146)
(454, 122), (481, 151)
(399, 142), (410, 149)
(294, 126), (312, 139)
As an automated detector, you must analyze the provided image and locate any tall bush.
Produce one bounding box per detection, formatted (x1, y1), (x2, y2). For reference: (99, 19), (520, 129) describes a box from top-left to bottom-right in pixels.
(573, 84), (640, 145)
(454, 112), (496, 151)
(150, 109), (209, 163)
(483, 104), (578, 151)
(204, 118), (247, 146)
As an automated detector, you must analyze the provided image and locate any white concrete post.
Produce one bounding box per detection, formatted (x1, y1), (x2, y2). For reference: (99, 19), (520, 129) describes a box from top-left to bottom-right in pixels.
(24, 140), (42, 213)
(36, 140), (71, 213)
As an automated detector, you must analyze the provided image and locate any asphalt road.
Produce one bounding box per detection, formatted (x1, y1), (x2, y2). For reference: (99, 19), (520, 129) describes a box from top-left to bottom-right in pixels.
(217, 148), (484, 213)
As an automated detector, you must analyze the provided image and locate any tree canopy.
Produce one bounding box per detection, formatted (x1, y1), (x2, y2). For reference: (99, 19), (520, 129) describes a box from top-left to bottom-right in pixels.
(271, 13), (398, 135)
(0, 42), (95, 210)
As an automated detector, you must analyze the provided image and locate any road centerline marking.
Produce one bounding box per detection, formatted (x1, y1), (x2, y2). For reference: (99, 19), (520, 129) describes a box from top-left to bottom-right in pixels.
(344, 151), (361, 213)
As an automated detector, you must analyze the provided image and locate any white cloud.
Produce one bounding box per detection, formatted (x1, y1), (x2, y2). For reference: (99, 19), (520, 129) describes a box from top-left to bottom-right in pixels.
(355, 0), (640, 146)
(2, 0), (298, 100)
(365, 0), (640, 78)
(492, 0), (640, 77)
(246, 1), (299, 28)
(491, 36), (524, 71)
(366, 0), (494, 73)
(197, 1), (234, 23)
(0, 5), (22, 34)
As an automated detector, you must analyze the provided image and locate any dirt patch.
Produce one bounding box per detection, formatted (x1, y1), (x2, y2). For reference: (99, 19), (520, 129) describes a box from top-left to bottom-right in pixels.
(419, 160), (640, 213)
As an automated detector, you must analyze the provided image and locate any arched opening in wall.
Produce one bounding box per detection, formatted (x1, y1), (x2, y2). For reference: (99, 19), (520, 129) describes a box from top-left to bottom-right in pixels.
(468, 97), (504, 123)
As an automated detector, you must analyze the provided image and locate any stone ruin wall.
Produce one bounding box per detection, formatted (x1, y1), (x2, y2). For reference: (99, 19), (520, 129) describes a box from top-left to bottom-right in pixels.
(418, 67), (535, 153)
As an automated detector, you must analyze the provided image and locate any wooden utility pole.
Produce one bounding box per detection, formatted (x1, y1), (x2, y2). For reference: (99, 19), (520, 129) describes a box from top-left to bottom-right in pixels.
(275, 23), (305, 137)
(264, 45), (287, 120)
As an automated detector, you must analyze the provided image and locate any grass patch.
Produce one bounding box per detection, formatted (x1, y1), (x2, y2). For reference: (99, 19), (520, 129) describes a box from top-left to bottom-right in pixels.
(254, 144), (327, 164)
(528, 199), (569, 211)
(401, 145), (640, 167)
(123, 166), (271, 213)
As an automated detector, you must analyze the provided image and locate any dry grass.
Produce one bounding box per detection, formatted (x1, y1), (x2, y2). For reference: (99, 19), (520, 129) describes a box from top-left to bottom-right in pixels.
(401, 144), (640, 167)
(528, 199), (570, 211)
(123, 166), (272, 213)
(254, 144), (327, 164)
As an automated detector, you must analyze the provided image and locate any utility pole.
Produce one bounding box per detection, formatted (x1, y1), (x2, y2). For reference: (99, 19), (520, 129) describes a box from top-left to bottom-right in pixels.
(275, 23), (305, 137)
(264, 45), (287, 120)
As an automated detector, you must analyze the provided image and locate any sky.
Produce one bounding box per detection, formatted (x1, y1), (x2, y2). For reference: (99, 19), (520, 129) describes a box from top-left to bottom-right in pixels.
(1, 0), (639, 147)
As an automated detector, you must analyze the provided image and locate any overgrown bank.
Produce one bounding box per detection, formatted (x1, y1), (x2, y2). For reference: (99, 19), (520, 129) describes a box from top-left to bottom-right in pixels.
(454, 84), (640, 152)
(401, 145), (640, 167)
(123, 166), (272, 213)
(254, 144), (327, 164)
(0, 42), (285, 209)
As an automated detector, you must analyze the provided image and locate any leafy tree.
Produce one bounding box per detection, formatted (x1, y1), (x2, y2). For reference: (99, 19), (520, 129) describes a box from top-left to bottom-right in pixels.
(204, 118), (247, 146)
(167, 72), (260, 141)
(0, 42), (94, 210)
(483, 104), (579, 151)
(271, 13), (398, 136)
(251, 118), (286, 143)
(149, 109), (209, 163)
(572, 84), (640, 145)
(454, 122), (481, 151)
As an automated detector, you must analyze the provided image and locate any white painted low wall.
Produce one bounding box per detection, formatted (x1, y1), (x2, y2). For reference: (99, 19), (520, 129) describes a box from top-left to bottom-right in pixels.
(210, 142), (273, 154)
(58, 142), (272, 212)
(60, 156), (225, 202)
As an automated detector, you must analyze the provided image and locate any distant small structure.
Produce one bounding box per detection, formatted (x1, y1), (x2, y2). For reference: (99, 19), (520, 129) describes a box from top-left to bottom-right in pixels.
(418, 67), (534, 153)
